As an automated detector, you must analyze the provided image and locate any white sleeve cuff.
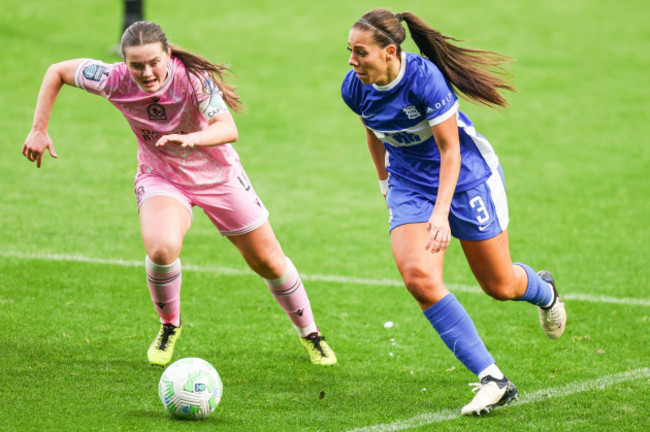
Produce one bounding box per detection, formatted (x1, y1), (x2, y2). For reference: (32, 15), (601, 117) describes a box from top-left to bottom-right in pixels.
(379, 179), (388, 195)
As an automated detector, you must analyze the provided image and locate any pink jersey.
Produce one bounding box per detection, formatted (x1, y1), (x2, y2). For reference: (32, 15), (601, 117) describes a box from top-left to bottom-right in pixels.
(75, 57), (240, 187)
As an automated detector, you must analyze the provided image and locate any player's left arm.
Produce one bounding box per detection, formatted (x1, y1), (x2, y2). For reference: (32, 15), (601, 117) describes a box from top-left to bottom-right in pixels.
(425, 114), (461, 253)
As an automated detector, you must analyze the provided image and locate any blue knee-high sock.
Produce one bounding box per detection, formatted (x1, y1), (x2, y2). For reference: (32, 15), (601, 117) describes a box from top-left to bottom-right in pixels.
(423, 293), (495, 376)
(513, 262), (553, 307)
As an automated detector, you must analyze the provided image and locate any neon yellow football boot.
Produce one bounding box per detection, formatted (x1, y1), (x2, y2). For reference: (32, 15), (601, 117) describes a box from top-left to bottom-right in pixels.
(147, 323), (181, 367)
(300, 331), (337, 365)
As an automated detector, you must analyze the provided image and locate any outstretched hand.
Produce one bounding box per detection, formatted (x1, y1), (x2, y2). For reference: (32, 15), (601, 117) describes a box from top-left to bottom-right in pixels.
(22, 129), (58, 168)
(155, 134), (198, 148)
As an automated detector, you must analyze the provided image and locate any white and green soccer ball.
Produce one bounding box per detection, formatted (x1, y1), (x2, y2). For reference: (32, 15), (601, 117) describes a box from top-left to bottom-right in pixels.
(158, 357), (223, 419)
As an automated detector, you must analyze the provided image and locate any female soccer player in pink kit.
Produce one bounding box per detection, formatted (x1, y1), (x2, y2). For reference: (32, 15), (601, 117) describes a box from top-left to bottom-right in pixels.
(22, 21), (336, 367)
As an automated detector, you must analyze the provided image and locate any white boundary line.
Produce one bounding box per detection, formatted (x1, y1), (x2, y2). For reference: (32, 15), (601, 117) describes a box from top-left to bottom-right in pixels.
(346, 367), (650, 432)
(2, 250), (650, 307)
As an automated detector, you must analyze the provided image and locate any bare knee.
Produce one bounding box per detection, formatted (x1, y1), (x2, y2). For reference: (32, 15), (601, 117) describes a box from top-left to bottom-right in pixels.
(481, 279), (519, 301)
(245, 250), (286, 279)
(400, 264), (445, 306)
(145, 238), (182, 265)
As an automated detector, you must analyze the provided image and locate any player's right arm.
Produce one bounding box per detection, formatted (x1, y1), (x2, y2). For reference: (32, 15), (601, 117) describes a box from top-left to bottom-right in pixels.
(23, 59), (85, 167)
(362, 119), (389, 197)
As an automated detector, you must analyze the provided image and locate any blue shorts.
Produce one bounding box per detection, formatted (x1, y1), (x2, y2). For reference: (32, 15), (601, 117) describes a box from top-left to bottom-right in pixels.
(386, 167), (509, 241)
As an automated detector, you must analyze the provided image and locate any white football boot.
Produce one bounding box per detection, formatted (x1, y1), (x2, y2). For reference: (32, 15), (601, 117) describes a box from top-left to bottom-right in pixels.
(537, 270), (566, 339)
(461, 375), (518, 416)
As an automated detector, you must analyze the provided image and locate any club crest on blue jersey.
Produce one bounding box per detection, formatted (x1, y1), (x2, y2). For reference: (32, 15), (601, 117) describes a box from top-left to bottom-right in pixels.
(83, 64), (106, 82)
(402, 105), (422, 119)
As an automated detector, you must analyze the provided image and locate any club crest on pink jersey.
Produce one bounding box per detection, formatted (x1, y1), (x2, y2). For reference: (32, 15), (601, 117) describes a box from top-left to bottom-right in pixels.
(147, 97), (167, 120)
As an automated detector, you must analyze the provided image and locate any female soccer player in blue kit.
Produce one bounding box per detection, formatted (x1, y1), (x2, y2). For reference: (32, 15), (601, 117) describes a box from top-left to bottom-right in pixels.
(341, 8), (566, 416)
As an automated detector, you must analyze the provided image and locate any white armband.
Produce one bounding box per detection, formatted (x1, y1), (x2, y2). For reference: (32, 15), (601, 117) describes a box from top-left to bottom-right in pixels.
(199, 94), (229, 120)
(379, 178), (388, 195)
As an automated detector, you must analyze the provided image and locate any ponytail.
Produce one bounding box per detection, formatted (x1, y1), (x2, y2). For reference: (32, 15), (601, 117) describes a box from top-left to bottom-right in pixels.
(170, 45), (244, 113)
(354, 9), (515, 108)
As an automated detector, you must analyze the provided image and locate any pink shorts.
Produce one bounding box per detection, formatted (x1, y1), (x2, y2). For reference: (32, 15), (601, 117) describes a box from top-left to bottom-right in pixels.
(134, 168), (269, 237)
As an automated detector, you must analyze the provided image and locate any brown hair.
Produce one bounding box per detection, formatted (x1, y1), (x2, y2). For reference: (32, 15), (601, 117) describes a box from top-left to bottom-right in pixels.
(353, 8), (515, 108)
(121, 21), (243, 113)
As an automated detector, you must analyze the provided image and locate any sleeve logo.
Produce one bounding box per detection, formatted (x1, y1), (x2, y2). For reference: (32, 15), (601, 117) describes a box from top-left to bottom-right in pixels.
(82, 65), (106, 82)
(202, 77), (220, 96)
(427, 92), (454, 113)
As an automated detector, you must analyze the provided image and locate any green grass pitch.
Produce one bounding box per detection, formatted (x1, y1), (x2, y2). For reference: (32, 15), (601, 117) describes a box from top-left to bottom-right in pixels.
(1, 0), (649, 431)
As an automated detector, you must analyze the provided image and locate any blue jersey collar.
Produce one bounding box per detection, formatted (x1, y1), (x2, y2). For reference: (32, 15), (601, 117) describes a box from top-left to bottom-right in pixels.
(373, 51), (407, 92)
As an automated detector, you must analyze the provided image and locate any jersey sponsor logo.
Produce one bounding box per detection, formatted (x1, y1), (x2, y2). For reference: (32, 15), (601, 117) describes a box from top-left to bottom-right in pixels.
(141, 129), (163, 142)
(390, 131), (421, 145)
(402, 105), (421, 119)
(82, 64), (106, 81)
(371, 120), (432, 147)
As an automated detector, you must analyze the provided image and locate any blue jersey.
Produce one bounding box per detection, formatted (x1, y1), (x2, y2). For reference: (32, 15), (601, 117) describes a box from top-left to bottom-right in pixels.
(341, 51), (499, 194)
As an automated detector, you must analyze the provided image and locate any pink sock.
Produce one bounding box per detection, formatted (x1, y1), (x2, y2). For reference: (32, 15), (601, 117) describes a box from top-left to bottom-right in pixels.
(265, 257), (317, 337)
(146, 255), (181, 327)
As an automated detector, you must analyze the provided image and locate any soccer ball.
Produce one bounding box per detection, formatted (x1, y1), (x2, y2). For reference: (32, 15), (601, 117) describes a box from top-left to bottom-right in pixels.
(158, 357), (223, 419)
